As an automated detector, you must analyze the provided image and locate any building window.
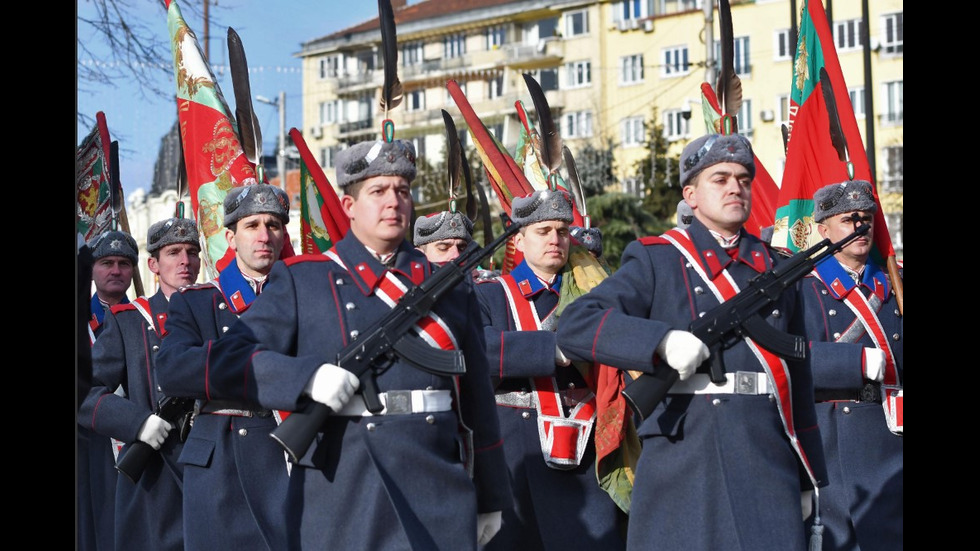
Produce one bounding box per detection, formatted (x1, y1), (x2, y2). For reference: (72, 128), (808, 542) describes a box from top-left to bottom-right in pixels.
(318, 101), (327, 126)
(620, 54), (644, 84)
(405, 89), (425, 112)
(357, 94), (373, 122)
(320, 146), (341, 169)
(774, 29), (792, 60)
(489, 74), (505, 99)
(401, 42), (423, 66)
(488, 123), (504, 142)
(564, 61), (592, 88)
(663, 109), (690, 141)
(615, 0), (652, 21)
(736, 99), (752, 135)
(622, 116), (645, 147)
(532, 68), (559, 92)
(486, 26), (505, 50)
(319, 55), (341, 79)
(881, 12), (903, 54)
(565, 10), (589, 37)
(622, 176), (645, 197)
(849, 87), (865, 118)
(881, 145), (903, 193)
(777, 94), (791, 125)
(883, 80), (903, 124)
(714, 36), (751, 75)
(444, 34), (466, 59)
(662, 46), (689, 77)
(833, 19), (864, 51)
(562, 111), (593, 138)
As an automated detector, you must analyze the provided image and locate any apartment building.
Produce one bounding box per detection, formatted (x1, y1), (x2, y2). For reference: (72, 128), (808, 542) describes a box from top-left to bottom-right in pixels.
(298, 0), (902, 255)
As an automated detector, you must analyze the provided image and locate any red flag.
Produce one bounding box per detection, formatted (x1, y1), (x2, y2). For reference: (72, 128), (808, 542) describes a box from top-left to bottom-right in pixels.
(289, 128), (348, 254)
(76, 112), (114, 241)
(699, 83), (778, 238)
(774, 0), (894, 264)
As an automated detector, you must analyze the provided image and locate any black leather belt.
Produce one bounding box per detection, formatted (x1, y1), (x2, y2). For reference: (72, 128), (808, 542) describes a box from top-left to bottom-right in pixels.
(814, 383), (881, 403)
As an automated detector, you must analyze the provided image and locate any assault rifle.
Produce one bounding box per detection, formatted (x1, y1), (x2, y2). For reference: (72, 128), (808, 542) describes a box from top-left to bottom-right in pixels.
(621, 222), (871, 421)
(116, 395), (194, 483)
(270, 213), (521, 463)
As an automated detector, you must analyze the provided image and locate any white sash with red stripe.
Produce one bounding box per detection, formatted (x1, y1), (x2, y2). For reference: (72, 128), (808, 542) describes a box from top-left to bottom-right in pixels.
(497, 275), (597, 470)
(661, 229), (821, 487)
(834, 283), (903, 434)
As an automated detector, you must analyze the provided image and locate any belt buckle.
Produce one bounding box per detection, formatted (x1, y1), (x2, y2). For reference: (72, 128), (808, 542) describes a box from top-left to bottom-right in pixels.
(384, 390), (413, 415)
(860, 383), (881, 403)
(735, 371), (758, 395)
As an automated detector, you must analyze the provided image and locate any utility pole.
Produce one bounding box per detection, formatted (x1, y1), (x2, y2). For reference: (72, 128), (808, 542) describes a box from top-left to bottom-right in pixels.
(257, 92), (287, 189)
(703, 0), (716, 86)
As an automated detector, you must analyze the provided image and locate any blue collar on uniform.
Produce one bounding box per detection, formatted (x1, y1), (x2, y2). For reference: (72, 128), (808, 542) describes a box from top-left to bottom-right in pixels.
(216, 261), (257, 314)
(814, 255), (890, 300)
(509, 259), (562, 298)
(90, 293), (129, 325)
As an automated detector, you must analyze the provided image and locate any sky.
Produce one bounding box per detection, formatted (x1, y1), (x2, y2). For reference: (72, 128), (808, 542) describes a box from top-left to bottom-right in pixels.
(77, 0), (387, 199)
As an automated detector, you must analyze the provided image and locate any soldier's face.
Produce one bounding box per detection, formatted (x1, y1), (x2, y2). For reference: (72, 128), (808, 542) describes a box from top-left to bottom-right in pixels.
(516, 220), (570, 276)
(343, 176), (412, 253)
(818, 210), (875, 267)
(149, 243), (201, 297)
(418, 238), (468, 264)
(684, 161), (752, 235)
(227, 213), (285, 278)
(92, 256), (134, 303)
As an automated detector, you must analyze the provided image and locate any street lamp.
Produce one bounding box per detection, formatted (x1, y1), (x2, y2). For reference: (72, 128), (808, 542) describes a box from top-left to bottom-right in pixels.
(256, 91), (286, 189)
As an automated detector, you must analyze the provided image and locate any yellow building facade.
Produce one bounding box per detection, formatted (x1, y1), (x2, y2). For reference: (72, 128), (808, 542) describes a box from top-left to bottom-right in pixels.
(298, 0), (902, 256)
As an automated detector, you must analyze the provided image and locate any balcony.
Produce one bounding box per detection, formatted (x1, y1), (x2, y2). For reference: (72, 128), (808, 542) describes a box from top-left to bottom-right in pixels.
(502, 38), (564, 70)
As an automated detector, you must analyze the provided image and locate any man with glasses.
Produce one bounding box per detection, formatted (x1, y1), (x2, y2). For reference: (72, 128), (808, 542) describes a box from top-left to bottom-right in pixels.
(78, 217), (201, 551)
(201, 139), (511, 550)
(557, 133), (828, 550)
(156, 183), (293, 550)
(794, 180), (903, 550)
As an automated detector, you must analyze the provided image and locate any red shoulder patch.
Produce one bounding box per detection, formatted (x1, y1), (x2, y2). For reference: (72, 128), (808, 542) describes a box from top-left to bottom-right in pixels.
(638, 236), (669, 246)
(284, 253), (330, 267)
(110, 303), (138, 314)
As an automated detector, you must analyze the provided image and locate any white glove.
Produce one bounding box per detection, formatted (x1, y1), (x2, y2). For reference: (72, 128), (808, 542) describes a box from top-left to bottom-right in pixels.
(305, 363), (360, 411)
(477, 510), (502, 546)
(555, 344), (571, 367)
(656, 330), (710, 380)
(137, 414), (173, 450)
(863, 348), (886, 382)
(801, 490), (814, 521)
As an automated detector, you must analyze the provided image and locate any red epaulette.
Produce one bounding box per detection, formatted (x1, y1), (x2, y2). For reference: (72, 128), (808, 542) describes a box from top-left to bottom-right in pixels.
(110, 303), (138, 314)
(638, 235), (669, 246)
(284, 253), (330, 267)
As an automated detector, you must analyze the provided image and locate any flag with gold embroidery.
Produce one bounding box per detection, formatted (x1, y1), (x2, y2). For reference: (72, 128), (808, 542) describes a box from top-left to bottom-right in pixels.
(76, 111), (113, 241)
(166, 0), (259, 278)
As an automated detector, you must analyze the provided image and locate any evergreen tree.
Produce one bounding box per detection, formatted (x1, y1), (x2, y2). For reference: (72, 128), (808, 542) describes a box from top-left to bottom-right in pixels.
(633, 107), (683, 223)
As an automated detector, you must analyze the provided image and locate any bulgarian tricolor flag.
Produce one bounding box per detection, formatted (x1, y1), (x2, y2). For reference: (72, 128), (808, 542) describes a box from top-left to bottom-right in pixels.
(76, 111), (114, 241)
(773, 0), (895, 265)
(290, 128), (349, 254)
(166, 0), (259, 278)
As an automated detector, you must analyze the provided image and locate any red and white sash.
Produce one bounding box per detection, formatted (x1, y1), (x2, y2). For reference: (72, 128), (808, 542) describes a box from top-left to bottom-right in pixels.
(835, 283), (903, 434)
(498, 275), (597, 470)
(326, 249), (475, 474)
(661, 229), (821, 487)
